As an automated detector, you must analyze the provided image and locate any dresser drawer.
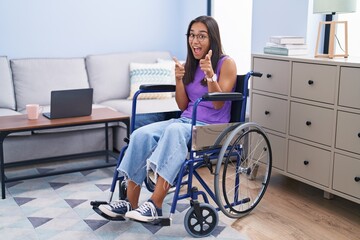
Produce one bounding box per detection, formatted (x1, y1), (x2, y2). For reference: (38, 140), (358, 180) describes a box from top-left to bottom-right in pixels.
(250, 132), (285, 170)
(267, 133), (286, 170)
(338, 67), (360, 109)
(252, 58), (290, 95)
(251, 94), (287, 133)
(288, 140), (331, 187)
(333, 153), (360, 199)
(336, 111), (360, 155)
(289, 102), (334, 146)
(291, 62), (337, 104)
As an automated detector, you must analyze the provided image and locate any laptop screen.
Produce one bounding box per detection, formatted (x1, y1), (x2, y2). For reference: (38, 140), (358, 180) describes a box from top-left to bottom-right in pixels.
(44, 88), (93, 119)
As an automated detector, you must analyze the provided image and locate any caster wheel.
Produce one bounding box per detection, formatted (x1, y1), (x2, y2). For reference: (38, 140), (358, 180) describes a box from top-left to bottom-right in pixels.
(184, 203), (218, 238)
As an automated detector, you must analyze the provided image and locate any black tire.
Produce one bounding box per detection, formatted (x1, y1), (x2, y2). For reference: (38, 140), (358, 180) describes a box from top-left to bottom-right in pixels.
(144, 169), (156, 192)
(184, 203), (218, 238)
(214, 122), (272, 218)
(119, 180), (127, 200)
(145, 169), (177, 194)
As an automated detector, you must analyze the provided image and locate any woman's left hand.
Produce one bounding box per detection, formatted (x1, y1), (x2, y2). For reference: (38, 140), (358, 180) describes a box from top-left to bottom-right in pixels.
(199, 49), (214, 78)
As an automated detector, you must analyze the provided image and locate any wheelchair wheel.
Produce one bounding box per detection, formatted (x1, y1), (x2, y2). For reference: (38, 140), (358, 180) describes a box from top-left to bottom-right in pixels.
(214, 122), (272, 218)
(184, 203), (218, 238)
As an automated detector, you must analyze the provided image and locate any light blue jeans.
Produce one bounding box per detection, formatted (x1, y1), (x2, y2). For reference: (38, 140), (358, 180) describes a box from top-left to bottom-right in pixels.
(117, 117), (206, 186)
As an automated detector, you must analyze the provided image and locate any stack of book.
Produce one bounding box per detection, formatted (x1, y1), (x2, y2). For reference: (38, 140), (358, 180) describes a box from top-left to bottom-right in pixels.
(264, 36), (308, 56)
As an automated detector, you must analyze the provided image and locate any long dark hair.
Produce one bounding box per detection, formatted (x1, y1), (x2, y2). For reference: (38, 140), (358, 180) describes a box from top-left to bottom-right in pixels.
(183, 16), (224, 85)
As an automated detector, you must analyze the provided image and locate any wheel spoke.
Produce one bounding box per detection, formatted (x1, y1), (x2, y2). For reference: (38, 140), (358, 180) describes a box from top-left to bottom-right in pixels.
(214, 123), (272, 218)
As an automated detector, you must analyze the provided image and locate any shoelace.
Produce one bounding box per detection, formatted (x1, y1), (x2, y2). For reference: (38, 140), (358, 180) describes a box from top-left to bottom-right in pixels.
(110, 200), (129, 209)
(137, 202), (157, 217)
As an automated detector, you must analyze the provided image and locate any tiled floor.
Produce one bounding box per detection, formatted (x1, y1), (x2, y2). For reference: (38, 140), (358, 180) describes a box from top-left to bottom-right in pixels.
(0, 159), (247, 240)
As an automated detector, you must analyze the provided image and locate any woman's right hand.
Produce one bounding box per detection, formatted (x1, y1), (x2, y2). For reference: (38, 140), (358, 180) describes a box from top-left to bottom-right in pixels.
(173, 57), (185, 81)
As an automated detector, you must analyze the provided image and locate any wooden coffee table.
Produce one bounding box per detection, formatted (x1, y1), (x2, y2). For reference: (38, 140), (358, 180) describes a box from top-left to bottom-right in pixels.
(0, 107), (130, 199)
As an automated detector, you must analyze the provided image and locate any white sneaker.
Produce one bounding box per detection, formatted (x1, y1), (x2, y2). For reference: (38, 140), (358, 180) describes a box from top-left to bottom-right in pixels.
(99, 200), (132, 218)
(125, 199), (162, 222)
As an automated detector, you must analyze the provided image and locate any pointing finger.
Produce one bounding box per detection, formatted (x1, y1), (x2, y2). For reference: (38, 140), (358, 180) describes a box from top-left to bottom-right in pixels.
(173, 56), (179, 64)
(206, 49), (213, 60)
(173, 57), (182, 67)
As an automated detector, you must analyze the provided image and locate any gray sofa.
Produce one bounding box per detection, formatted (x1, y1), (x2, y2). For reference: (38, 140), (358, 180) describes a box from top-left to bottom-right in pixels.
(0, 51), (179, 164)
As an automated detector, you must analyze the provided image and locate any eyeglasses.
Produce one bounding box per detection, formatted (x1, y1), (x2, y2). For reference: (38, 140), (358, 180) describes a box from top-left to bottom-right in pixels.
(187, 33), (208, 42)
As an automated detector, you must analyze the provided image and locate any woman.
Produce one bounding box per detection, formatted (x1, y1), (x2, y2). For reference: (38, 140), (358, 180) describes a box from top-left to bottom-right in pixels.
(100, 15), (237, 223)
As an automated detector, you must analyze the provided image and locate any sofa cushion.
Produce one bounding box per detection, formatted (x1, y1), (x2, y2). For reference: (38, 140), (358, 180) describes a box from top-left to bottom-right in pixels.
(0, 108), (21, 117)
(11, 58), (89, 111)
(100, 98), (179, 116)
(0, 56), (16, 110)
(86, 51), (172, 103)
(128, 62), (174, 100)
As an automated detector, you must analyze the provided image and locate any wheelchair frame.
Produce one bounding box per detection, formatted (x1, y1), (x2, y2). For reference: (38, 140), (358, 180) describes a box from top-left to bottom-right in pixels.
(91, 71), (272, 237)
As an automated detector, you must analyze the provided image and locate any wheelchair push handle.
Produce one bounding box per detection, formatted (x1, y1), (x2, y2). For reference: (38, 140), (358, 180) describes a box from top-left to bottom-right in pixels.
(251, 71), (263, 78)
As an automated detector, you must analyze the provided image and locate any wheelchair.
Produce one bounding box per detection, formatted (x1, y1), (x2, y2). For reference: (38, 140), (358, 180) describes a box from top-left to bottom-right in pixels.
(91, 71), (272, 238)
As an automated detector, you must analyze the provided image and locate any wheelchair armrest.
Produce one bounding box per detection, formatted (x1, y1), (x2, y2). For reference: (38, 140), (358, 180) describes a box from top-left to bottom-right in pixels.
(201, 92), (243, 102)
(139, 84), (176, 92)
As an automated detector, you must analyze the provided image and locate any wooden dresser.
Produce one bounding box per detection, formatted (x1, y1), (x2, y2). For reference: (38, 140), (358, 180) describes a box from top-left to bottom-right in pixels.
(251, 53), (360, 204)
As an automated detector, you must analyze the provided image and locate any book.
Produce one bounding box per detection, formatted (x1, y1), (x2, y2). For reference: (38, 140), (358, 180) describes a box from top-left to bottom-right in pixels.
(265, 42), (308, 49)
(263, 46), (308, 56)
(269, 36), (305, 45)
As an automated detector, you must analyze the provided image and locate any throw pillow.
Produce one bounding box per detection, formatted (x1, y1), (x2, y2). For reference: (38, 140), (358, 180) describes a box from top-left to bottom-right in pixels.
(157, 58), (177, 84)
(128, 62), (175, 100)
(157, 58), (178, 96)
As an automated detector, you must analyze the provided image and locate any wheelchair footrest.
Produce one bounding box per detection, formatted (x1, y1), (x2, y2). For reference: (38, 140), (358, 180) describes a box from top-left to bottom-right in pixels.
(91, 201), (126, 221)
(152, 217), (171, 226)
(90, 200), (107, 207)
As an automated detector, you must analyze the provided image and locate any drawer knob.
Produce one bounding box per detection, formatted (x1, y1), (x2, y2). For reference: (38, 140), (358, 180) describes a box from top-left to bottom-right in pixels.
(265, 110), (270, 115)
(355, 177), (360, 182)
(306, 121), (312, 126)
(308, 80), (314, 85)
(303, 160), (309, 165)
(266, 74), (272, 78)
(358, 132), (360, 138)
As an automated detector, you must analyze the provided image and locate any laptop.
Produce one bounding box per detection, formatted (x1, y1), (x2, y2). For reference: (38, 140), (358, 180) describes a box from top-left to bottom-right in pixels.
(43, 88), (93, 119)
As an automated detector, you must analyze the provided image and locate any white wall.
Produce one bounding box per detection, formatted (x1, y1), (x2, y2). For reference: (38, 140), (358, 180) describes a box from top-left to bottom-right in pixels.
(251, 0), (309, 54)
(306, 0), (323, 56)
(0, 0), (207, 59)
(213, 0), (253, 74)
(2, 1), (346, 62)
